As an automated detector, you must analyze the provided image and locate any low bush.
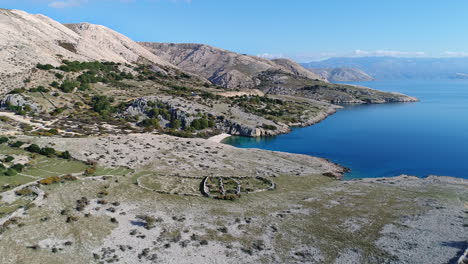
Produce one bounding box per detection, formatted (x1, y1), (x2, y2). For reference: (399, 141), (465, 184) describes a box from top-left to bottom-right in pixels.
(261, 124), (277, 130)
(61, 174), (77, 181)
(39, 176), (62, 185)
(10, 141), (25, 148)
(10, 164), (24, 172)
(29, 86), (49, 93)
(15, 187), (35, 196)
(59, 151), (71, 159)
(3, 168), (17, 176)
(84, 167), (96, 176)
(59, 80), (79, 93)
(36, 64), (54, 70)
(0, 137), (8, 144)
(3, 156), (14, 163)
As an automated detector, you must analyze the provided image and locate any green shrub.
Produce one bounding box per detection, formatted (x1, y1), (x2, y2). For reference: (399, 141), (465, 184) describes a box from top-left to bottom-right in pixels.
(0, 137), (8, 144)
(59, 151), (71, 159)
(4, 156), (14, 163)
(139, 118), (160, 130)
(10, 164), (24, 172)
(26, 145), (58, 157)
(91, 96), (113, 114)
(59, 80), (79, 93)
(4, 168), (17, 176)
(8, 88), (26, 94)
(39, 176), (62, 185)
(191, 118), (210, 130)
(170, 119), (182, 129)
(85, 167), (96, 176)
(29, 86), (49, 93)
(15, 187), (35, 196)
(40, 147), (56, 157)
(50, 81), (60, 88)
(78, 83), (90, 91)
(261, 124), (277, 130)
(10, 141), (25, 148)
(26, 144), (42, 153)
(51, 107), (65, 116)
(36, 64), (54, 70)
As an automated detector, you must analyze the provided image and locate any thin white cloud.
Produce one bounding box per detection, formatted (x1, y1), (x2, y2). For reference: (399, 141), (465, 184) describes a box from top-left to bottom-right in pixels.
(257, 53), (285, 59)
(48, 0), (191, 8)
(49, 0), (86, 8)
(442, 51), (468, 57)
(353, 49), (425, 57)
(272, 50), (431, 63)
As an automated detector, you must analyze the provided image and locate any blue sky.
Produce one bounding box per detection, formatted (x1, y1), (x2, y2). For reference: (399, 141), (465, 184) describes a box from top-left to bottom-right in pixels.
(2, 0), (468, 61)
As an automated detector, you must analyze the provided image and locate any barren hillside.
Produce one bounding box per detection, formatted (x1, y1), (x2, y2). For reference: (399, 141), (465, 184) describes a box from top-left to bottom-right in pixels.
(139, 42), (324, 89)
(0, 9), (172, 92)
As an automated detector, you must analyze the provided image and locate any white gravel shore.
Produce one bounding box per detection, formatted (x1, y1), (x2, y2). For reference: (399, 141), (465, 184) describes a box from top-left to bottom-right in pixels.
(207, 133), (231, 143)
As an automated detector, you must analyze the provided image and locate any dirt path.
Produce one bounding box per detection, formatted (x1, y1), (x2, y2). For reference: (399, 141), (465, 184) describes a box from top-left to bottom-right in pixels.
(0, 111), (50, 129)
(0, 111), (78, 135)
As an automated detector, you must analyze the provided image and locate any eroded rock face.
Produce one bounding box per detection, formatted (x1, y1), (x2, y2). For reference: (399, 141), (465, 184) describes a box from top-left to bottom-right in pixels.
(123, 96), (289, 137)
(209, 69), (256, 89)
(0, 94), (40, 111)
(124, 97), (195, 129)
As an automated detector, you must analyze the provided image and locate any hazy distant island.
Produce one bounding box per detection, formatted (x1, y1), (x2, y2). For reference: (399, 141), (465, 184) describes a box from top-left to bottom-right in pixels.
(0, 8), (466, 264)
(302, 56), (468, 80)
(305, 67), (374, 82)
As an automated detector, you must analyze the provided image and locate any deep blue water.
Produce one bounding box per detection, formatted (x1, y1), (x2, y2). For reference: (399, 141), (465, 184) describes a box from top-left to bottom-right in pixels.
(224, 80), (468, 179)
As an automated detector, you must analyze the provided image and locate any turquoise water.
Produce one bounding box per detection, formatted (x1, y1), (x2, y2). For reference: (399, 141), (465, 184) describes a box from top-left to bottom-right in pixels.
(224, 80), (468, 179)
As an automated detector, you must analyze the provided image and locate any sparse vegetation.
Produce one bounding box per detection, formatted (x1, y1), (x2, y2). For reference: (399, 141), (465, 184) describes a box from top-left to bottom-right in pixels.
(36, 63), (54, 70)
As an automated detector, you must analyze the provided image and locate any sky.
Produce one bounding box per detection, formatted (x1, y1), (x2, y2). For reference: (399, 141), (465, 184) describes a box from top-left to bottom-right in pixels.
(1, 0), (468, 62)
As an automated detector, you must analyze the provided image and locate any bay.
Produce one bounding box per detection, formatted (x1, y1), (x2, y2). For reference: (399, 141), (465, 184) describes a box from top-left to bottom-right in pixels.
(224, 80), (468, 179)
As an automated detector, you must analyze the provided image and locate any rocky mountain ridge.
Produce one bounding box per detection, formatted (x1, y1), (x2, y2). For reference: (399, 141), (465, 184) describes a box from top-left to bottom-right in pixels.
(139, 42), (324, 89)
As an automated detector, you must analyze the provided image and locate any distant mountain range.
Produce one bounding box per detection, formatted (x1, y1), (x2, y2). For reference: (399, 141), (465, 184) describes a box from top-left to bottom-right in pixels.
(306, 67), (374, 82)
(302, 56), (468, 80)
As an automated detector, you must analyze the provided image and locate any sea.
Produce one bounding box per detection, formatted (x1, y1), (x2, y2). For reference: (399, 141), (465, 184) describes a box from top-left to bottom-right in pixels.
(223, 80), (468, 179)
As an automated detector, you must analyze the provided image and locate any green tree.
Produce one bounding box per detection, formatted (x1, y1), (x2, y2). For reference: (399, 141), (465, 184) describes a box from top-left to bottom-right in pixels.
(40, 147), (56, 157)
(91, 96), (112, 114)
(50, 81), (60, 88)
(26, 144), (41, 154)
(59, 80), (79, 93)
